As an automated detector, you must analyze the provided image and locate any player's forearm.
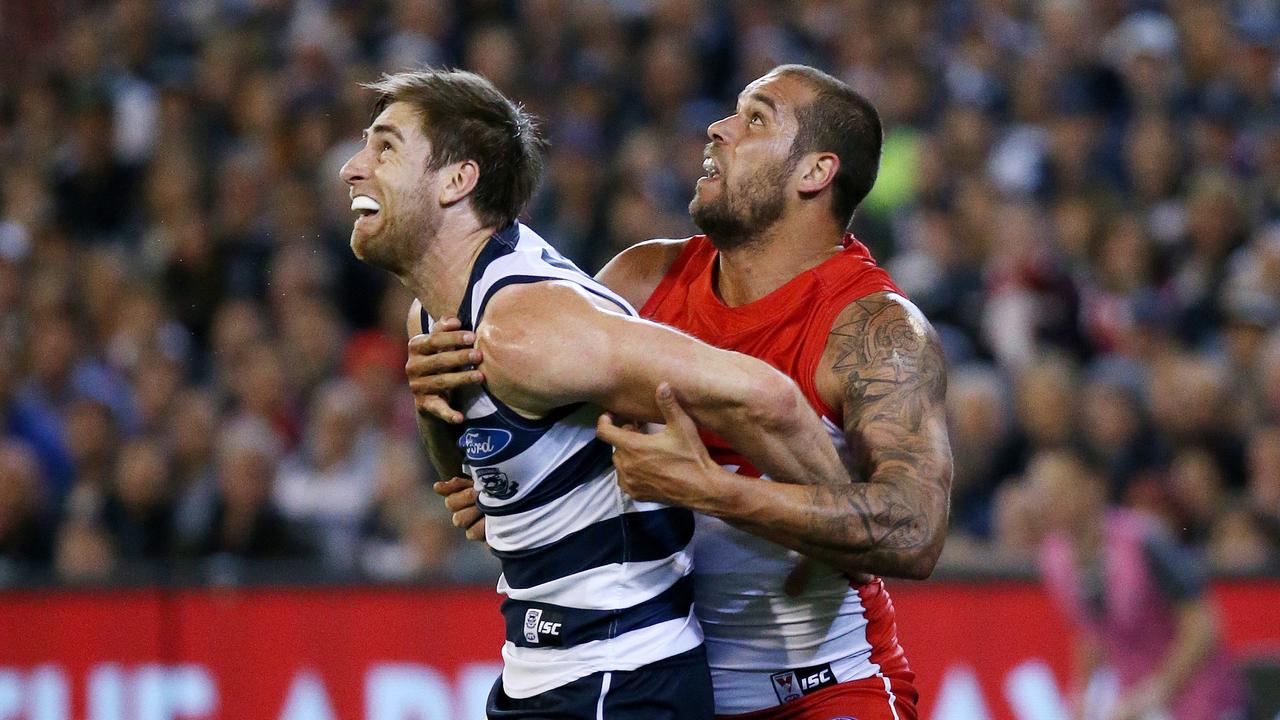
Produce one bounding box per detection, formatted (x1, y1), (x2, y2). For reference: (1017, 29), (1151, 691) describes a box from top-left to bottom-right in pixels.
(416, 412), (464, 479)
(674, 368), (849, 491)
(697, 467), (947, 580)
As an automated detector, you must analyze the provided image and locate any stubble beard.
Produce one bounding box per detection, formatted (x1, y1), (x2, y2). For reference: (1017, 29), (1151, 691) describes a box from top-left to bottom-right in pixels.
(351, 189), (437, 277)
(690, 157), (792, 251)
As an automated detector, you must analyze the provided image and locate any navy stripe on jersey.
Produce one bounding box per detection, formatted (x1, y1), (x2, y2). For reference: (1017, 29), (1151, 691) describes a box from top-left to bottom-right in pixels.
(478, 438), (614, 517)
(501, 574), (694, 648)
(491, 508), (695, 589)
(427, 224), (520, 333)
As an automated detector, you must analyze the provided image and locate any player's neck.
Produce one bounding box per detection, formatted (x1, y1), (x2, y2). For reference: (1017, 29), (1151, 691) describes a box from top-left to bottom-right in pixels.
(713, 215), (844, 307)
(401, 216), (497, 321)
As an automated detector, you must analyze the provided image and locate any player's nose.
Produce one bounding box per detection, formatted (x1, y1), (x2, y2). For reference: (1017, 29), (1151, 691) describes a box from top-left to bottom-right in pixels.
(339, 149), (369, 186)
(707, 114), (735, 144)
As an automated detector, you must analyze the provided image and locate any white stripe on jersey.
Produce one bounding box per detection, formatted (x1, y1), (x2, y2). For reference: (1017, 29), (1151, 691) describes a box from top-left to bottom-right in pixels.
(501, 609), (703, 699)
(498, 549), (694, 609)
(485, 464), (671, 552)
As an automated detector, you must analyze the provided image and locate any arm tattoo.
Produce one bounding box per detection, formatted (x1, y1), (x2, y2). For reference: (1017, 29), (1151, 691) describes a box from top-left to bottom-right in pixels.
(807, 294), (952, 574)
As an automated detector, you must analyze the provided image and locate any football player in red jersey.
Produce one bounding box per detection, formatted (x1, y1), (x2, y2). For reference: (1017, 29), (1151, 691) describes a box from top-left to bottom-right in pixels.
(413, 65), (953, 720)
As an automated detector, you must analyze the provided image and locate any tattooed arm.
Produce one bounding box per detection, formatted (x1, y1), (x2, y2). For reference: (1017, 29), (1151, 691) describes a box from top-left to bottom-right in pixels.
(662, 292), (952, 579)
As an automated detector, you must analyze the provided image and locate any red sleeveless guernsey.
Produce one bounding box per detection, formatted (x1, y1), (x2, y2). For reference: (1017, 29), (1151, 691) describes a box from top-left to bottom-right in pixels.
(641, 234), (915, 716)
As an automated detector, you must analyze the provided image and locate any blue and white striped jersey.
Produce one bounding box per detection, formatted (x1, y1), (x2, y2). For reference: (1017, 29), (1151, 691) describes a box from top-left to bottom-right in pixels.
(423, 223), (702, 698)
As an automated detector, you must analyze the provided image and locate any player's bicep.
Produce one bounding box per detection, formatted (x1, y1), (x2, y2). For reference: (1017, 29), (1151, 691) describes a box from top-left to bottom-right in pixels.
(830, 294), (952, 506)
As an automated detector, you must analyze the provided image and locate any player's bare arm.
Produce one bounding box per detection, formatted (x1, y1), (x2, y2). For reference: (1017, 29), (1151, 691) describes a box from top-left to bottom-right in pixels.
(405, 299), (468, 480)
(477, 279), (848, 493)
(606, 291), (952, 580)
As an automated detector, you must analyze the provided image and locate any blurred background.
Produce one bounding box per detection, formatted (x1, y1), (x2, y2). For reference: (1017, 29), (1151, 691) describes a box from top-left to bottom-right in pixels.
(0, 0), (1278, 718)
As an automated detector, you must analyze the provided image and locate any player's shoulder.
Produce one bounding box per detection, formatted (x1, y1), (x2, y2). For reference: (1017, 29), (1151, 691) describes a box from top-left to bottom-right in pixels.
(595, 237), (693, 309)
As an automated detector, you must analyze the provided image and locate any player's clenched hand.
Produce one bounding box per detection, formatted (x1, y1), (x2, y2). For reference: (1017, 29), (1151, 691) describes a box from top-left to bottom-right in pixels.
(432, 476), (487, 542)
(407, 317), (484, 424)
(596, 382), (722, 509)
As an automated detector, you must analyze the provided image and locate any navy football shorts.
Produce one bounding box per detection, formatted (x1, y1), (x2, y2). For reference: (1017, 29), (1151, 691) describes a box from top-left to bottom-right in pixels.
(486, 645), (714, 719)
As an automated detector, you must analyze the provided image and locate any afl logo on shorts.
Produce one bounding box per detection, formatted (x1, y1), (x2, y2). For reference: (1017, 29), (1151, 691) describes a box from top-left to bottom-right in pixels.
(460, 427), (513, 462)
(476, 467), (519, 500)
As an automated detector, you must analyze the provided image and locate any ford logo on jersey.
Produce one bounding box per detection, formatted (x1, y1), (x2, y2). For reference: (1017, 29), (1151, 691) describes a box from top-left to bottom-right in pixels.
(460, 428), (513, 461)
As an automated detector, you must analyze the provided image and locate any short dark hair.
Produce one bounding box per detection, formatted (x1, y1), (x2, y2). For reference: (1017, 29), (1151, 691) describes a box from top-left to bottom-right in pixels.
(775, 65), (882, 229)
(364, 69), (547, 229)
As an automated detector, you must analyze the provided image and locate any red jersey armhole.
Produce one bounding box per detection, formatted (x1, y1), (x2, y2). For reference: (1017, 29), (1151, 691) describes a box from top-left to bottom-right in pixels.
(639, 237), (703, 318)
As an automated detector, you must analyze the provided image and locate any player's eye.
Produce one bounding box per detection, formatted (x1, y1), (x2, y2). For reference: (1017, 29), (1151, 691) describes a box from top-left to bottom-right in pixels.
(750, 113), (764, 126)
(379, 142), (392, 156)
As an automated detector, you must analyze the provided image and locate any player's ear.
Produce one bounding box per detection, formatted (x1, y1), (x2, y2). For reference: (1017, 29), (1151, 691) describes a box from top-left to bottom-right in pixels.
(439, 160), (481, 205)
(795, 151), (838, 194)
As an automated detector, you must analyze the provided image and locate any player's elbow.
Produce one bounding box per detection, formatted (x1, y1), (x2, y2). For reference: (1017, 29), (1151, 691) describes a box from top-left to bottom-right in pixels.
(742, 372), (802, 433)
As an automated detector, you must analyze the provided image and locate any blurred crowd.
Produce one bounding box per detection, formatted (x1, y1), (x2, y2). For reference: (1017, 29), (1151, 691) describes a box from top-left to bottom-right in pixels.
(0, 0), (1277, 585)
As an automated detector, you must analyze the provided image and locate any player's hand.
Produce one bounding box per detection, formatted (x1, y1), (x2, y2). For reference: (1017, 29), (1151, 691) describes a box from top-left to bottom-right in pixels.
(407, 317), (484, 424)
(596, 382), (720, 509)
(432, 476), (487, 542)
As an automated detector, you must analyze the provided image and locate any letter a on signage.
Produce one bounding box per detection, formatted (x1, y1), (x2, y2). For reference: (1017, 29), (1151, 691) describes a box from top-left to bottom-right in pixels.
(278, 671), (337, 720)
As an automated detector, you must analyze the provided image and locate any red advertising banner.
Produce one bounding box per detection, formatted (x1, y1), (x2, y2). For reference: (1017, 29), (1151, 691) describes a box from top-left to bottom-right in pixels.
(1, 581), (1277, 719)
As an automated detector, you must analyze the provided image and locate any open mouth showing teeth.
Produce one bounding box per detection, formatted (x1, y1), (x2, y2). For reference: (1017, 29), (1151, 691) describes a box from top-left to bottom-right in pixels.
(702, 157), (721, 179)
(351, 195), (381, 217)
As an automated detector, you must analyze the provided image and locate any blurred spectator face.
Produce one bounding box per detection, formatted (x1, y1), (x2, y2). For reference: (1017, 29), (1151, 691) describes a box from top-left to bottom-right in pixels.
(235, 343), (290, 421)
(1149, 356), (1229, 439)
(114, 439), (170, 518)
(168, 390), (217, 473)
(375, 440), (427, 506)
(0, 442), (42, 542)
(133, 356), (182, 432)
(26, 318), (77, 391)
(65, 398), (116, 470)
(54, 519), (115, 582)
(1028, 451), (1104, 539)
(1124, 114), (1181, 203)
(278, 296), (343, 391)
(1096, 215), (1153, 293)
(211, 300), (268, 372)
(1015, 360), (1076, 447)
(307, 381), (366, 469)
(1185, 174), (1242, 259)
(1207, 507), (1270, 573)
(464, 26), (520, 95)
(1247, 426), (1280, 515)
(1260, 333), (1280, 420)
(217, 427), (279, 516)
(947, 368), (1007, 489)
(404, 503), (457, 576)
(1081, 381), (1141, 456)
(690, 70), (814, 248)
(1168, 448), (1225, 530)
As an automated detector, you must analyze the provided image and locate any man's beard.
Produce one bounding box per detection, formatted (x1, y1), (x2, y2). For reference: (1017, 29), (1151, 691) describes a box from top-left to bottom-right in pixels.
(689, 157), (792, 251)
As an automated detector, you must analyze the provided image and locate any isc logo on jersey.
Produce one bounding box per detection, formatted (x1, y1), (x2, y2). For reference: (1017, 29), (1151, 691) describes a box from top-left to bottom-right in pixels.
(769, 663), (838, 704)
(522, 609), (562, 645)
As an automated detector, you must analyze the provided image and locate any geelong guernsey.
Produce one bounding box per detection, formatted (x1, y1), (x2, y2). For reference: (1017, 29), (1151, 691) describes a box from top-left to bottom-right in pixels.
(423, 223), (701, 699)
(641, 234), (913, 714)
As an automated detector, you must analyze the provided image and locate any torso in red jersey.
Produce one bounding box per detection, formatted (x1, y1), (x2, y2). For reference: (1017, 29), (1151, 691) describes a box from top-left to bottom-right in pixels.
(641, 234), (916, 717)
